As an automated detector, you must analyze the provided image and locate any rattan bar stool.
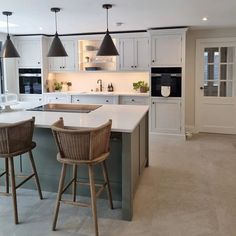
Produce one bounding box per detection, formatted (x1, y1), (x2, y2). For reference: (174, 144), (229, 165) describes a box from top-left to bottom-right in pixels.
(51, 117), (113, 236)
(0, 117), (43, 224)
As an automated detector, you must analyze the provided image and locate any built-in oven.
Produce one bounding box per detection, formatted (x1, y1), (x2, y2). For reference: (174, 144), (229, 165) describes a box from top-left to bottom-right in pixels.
(151, 67), (182, 97)
(19, 68), (42, 94)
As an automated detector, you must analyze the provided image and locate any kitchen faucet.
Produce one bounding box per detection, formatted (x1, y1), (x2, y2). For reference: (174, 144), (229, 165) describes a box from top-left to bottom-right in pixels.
(97, 79), (102, 92)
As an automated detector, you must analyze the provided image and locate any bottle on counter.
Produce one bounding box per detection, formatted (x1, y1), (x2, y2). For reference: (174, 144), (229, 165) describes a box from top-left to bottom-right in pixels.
(110, 83), (114, 92)
(107, 84), (111, 92)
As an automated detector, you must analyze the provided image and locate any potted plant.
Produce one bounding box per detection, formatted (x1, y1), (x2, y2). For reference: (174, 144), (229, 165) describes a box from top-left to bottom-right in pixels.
(133, 81), (149, 93)
(54, 81), (63, 92)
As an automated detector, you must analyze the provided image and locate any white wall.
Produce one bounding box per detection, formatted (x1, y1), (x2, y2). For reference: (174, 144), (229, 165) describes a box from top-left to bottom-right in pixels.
(52, 72), (149, 93)
(185, 27), (236, 128)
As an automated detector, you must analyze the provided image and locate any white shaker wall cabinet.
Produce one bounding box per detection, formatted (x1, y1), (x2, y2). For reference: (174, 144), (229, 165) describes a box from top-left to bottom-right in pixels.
(119, 37), (149, 71)
(48, 39), (76, 72)
(149, 29), (185, 67)
(16, 37), (42, 68)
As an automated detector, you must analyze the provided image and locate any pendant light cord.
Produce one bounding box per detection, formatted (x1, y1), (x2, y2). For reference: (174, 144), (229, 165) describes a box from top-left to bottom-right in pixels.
(6, 14), (9, 35)
(106, 7), (109, 31)
(54, 11), (58, 33)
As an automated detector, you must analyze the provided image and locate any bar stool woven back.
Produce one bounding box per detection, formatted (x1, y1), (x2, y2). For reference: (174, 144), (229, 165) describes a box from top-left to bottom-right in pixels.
(51, 117), (113, 236)
(0, 117), (43, 224)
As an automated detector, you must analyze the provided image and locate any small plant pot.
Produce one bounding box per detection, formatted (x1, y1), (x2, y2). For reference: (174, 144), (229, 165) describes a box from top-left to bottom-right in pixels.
(140, 87), (147, 93)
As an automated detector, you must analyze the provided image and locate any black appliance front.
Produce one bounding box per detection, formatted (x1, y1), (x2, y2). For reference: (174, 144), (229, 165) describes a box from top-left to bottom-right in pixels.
(19, 68), (42, 94)
(151, 67), (182, 97)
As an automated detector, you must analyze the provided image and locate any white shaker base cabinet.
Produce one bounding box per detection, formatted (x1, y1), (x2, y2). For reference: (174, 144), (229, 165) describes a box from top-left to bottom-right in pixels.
(151, 98), (181, 134)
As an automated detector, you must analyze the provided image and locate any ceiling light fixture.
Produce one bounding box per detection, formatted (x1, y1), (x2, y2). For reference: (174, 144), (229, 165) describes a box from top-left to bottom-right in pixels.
(97, 4), (119, 56)
(202, 17), (208, 21)
(47, 7), (68, 57)
(0, 11), (20, 58)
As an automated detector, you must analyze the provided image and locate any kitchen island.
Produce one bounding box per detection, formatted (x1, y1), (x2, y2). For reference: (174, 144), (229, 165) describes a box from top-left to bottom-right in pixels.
(0, 104), (149, 221)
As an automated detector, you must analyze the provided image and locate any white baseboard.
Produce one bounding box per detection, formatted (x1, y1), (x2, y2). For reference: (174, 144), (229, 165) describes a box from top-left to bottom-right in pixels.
(149, 132), (186, 140)
(185, 125), (198, 133)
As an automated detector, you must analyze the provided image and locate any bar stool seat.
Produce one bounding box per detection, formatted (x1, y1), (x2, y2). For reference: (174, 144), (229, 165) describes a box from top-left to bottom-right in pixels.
(51, 117), (113, 236)
(0, 117), (43, 224)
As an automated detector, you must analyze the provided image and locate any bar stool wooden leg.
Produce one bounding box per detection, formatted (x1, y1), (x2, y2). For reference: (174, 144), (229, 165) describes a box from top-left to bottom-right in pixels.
(28, 150), (43, 200)
(52, 163), (67, 231)
(9, 157), (19, 224)
(101, 161), (113, 209)
(72, 164), (77, 202)
(88, 165), (99, 236)
(5, 158), (9, 194)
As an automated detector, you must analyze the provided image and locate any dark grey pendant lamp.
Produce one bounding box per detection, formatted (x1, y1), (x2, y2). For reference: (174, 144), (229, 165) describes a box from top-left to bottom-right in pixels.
(97, 4), (119, 56)
(0, 11), (20, 58)
(47, 8), (68, 57)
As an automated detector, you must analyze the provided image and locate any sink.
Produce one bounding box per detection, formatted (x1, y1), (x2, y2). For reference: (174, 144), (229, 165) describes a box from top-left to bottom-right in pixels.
(27, 103), (102, 113)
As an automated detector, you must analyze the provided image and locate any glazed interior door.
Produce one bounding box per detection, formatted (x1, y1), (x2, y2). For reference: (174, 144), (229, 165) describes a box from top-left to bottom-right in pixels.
(196, 40), (236, 134)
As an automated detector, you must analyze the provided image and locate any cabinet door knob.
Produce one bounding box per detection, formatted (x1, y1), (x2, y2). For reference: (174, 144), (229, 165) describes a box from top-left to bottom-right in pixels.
(106, 100), (109, 103)
(152, 102), (154, 104)
(200, 87), (204, 90)
(131, 66), (134, 68)
(77, 99), (80, 101)
(131, 99), (135, 102)
(56, 97), (58, 99)
(152, 60), (155, 63)
(38, 62), (40, 64)
(134, 66), (137, 68)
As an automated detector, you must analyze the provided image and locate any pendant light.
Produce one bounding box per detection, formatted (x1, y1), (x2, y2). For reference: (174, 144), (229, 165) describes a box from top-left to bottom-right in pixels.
(97, 4), (119, 56)
(0, 11), (20, 58)
(47, 8), (68, 57)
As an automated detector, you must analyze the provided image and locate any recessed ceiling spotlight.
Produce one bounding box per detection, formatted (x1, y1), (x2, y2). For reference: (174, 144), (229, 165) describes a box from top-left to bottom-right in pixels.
(116, 22), (124, 26)
(202, 17), (208, 21)
(39, 26), (43, 30)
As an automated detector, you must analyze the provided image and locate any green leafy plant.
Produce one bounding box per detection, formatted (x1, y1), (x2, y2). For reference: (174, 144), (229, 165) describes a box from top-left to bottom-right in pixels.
(133, 81), (149, 93)
(54, 81), (63, 91)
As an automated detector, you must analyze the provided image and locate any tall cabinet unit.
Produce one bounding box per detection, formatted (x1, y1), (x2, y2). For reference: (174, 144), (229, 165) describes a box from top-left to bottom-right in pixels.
(149, 28), (187, 137)
(14, 36), (49, 101)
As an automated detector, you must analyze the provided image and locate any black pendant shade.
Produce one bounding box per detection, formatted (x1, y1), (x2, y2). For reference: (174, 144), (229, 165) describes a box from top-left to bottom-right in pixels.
(47, 8), (68, 57)
(0, 11), (20, 58)
(97, 30), (119, 56)
(47, 32), (68, 57)
(1, 34), (20, 58)
(97, 4), (119, 56)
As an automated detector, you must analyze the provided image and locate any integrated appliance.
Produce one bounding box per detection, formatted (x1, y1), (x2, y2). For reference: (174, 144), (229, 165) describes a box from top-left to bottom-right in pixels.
(19, 68), (42, 94)
(151, 67), (182, 97)
(27, 103), (102, 113)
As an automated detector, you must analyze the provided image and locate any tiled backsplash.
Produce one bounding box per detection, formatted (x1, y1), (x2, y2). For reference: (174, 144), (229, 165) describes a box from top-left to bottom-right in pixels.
(48, 72), (149, 93)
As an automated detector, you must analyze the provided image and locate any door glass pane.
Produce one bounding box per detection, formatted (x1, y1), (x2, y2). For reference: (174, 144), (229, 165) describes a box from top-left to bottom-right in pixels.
(220, 64), (233, 81)
(204, 64), (219, 81)
(221, 47), (234, 63)
(204, 48), (219, 63)
(220, 82), (233, 97)
(204, 82), (218, 96)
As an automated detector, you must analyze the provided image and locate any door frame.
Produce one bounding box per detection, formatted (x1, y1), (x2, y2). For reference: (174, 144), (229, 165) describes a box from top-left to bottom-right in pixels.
(195, 37), (236, 133)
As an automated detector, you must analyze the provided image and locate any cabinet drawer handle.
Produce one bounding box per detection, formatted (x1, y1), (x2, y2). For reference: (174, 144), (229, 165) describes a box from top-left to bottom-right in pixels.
(134, 65), (137, 68)
(56, 97), (58, 99)
(131, 66), (134, 68)
(106, 100), (109, 102)
(131, 99), (135, 102)
(77, 99), (80, 101)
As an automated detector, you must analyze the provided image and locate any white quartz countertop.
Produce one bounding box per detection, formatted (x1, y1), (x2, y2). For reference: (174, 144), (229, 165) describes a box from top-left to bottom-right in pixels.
(44, 91), (150, 97)
(0, 104), (149, 133)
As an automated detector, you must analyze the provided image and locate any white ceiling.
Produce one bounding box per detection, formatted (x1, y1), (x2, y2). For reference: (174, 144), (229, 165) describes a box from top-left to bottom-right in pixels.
(0, 0), (236, 35)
